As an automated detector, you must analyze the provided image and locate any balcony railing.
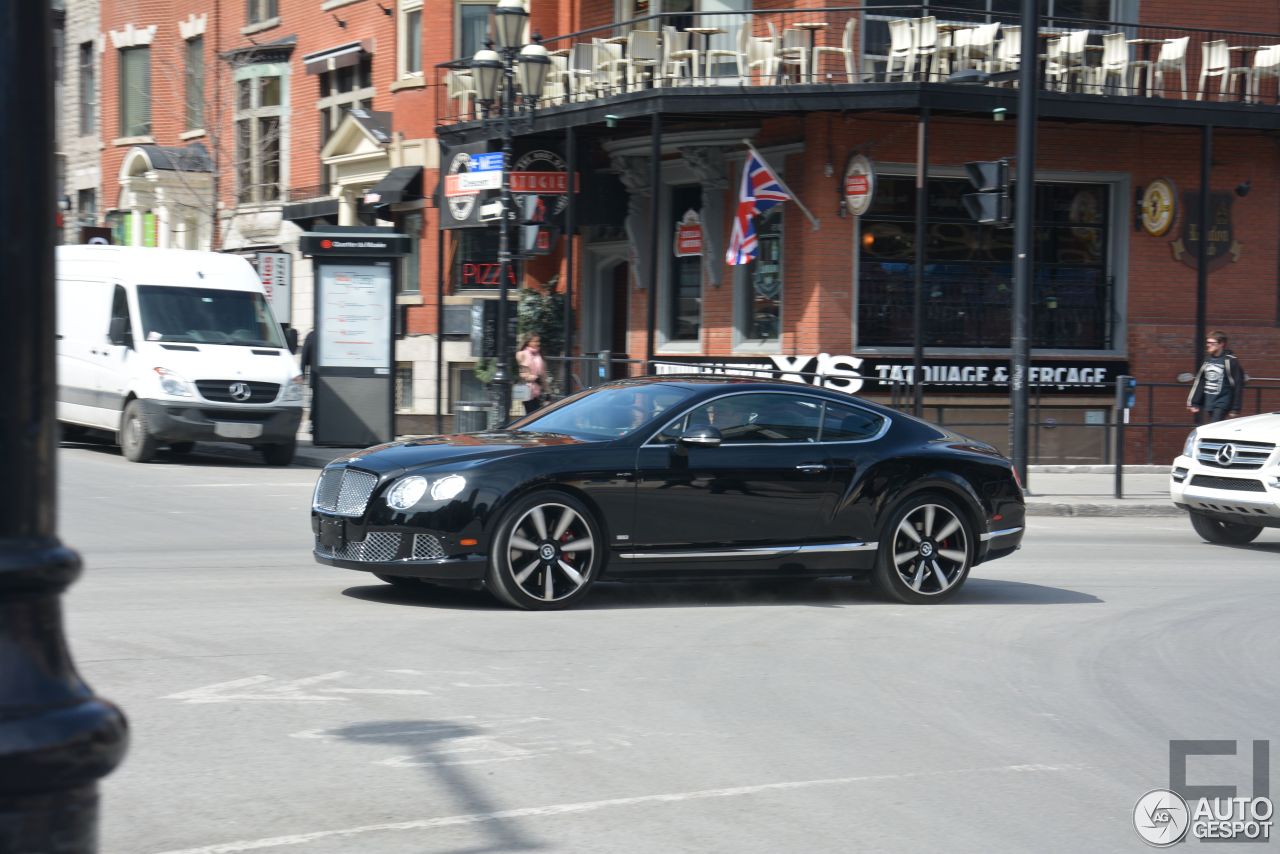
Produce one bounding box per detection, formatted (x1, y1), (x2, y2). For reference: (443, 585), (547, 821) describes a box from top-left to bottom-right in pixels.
(285, 184), (333, 203)
(435, 4), (1280, 125)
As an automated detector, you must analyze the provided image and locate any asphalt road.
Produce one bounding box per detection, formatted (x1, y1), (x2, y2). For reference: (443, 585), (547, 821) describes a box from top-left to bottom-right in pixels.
(57, 441), (1280, 854)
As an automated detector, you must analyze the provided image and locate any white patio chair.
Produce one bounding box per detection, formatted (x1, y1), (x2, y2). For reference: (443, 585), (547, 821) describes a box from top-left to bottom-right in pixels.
(445, 69), (478, 119)
(568, 42), (599, 101)
(661, 26), (699, 86)
(886, 18), (916, 81)
(814, 17), (858, 82)
(542, 53), (569, 104)
(912, 16), (940, 80)
(989, 24), (1020, 80)
(1045, 29), (1090, 91)
(1248, 44), (1280, 103)
(1196, 39), (1231, 100)
(623, 28), (661, 91)
(963, 22), (1000, 74)
(1149, 35), (1189, 97)
(777, 27), (811, 82)
(742, 26), (779, 84)
(594, 40), (625, 95)
(1092, 31), (1130, 94)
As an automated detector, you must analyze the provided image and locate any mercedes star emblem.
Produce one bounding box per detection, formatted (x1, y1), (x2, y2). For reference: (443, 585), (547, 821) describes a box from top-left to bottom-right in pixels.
(1216, 443), (1237, 466)
(229, 382), (252, 402)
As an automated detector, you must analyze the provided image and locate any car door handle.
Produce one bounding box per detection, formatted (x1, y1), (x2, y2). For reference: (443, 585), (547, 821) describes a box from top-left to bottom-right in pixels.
(795, 464), (828, 473)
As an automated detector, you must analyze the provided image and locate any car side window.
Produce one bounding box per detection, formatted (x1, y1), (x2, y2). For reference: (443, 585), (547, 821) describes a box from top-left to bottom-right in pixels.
(821, 401), (886, 442)
(665, 393), (822, 444)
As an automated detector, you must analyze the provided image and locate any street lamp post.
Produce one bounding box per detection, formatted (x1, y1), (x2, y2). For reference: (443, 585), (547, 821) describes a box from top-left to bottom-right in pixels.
(473, 0), (549, 425)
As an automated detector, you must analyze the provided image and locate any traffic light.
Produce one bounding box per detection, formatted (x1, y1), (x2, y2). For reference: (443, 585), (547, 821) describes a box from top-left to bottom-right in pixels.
(517, 194), (559, 256)
(962, 159), (1011, 226)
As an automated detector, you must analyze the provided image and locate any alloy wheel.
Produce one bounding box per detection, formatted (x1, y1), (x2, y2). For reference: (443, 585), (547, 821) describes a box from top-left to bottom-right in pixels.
(504, 502), (596, 603)
(890, 503), (970, 596)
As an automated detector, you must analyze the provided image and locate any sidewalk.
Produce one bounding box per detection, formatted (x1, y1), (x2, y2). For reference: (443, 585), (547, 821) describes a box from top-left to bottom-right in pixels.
(291, 440), (1180, 518)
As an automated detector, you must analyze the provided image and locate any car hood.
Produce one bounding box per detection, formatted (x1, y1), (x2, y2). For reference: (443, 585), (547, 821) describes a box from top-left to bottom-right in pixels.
(336, 431), (592, 475)
(1196, 411), (1280, 443)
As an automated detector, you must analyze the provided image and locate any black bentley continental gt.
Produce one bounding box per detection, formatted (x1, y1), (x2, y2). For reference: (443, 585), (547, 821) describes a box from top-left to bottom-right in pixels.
(311, 377), (1025, 610)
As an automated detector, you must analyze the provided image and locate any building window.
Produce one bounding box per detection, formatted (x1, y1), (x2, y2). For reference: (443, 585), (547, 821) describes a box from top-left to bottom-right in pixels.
(400, 0), (423, 77)
(77, 188), (97, 224)
(396, 363), (414, 410)
(666, 185), (702, 343)
(735, 208), (782, 348)
(246, 0), (278, 25)
(856, 175), (1113, 350)
(53, 15), (64, 83)
(457, 2), (496, 59)
(451, 228), (520, 291)
(318, 55), (374, 183)
(118, 46), (150, 137)
(401, 212), (422, 294)
(235, 70), (285, 204)
(78, 42), (95, 136)
(185, 36), (204, 130)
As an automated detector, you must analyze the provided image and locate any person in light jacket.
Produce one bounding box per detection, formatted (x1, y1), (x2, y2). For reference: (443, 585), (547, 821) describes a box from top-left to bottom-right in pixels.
(516, 333), (547, 415)
(1187, 330), (1245, 422)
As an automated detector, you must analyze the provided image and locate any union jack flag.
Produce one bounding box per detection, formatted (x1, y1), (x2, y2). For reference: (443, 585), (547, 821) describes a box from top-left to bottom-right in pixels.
(726, 150), (792, 266)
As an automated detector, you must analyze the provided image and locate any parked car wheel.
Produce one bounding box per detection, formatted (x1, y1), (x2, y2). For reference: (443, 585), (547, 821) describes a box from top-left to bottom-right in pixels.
(1189, 510), (1263, 545)
(874, 494), (974, 604)
(120, 400), (158, 463)
(260, 439), (296, 466)
(486, 491), (602, 611)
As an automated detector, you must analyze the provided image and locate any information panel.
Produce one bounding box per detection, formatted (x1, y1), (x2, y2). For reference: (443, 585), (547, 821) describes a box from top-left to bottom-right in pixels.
(318, 261), (392, 370)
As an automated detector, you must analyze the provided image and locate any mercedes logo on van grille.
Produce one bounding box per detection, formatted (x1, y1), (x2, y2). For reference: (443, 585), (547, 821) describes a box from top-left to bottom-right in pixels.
(229, 382), (252, 402)
(1216, 443), (1237, 466)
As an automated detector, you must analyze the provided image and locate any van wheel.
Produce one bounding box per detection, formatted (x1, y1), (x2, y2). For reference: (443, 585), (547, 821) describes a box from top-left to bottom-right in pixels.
(260, 439), (296, 466)
(120, 401), (158, 463)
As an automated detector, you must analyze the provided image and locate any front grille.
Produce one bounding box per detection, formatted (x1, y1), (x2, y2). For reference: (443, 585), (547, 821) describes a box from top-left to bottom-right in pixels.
(313, 467), (379, 516)
(315, 532), (402, 562)
(1197, 439), (1276, 470)
(199, 409), (273, 422)
(1189, 474), (1267, 492)
(195, 380), (280, 404)
(413, 534), (445, 560)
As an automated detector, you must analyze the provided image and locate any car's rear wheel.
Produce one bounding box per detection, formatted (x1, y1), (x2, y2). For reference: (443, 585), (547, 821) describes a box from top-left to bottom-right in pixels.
(120, 400), (158, 463)
(1189, 511), (1263, 545)
(486, 491), (602, 611)
(873, 494), (974, 604)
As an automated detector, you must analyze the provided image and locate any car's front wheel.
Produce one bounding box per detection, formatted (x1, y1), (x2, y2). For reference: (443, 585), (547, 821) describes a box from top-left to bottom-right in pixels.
(1189, 511), (1263, 545)
(486, 491), (602, 611)
(873, 494), (974, 604)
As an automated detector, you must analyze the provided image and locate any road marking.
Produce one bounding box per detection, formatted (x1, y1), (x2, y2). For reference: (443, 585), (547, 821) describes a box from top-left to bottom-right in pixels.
(163, 672), (348, 704)
(150, 763), (1089, 854)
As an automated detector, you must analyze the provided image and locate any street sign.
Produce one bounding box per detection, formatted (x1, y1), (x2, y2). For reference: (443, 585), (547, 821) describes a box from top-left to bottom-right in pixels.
(470, 152), (504, 172)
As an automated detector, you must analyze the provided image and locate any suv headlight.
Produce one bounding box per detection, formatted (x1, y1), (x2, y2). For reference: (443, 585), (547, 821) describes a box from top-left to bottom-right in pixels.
(153, 367), (193, 397)
(1182, 429), (1199, 458)
(282, 374), (305, 402)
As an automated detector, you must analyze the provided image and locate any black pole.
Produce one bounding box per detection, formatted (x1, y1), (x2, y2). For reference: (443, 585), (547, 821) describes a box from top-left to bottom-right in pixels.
(912, 108), (930, 418)
(1011, 0), (1039, 488)
(1196, 125), (1212, 373)
(645, 112), (661, 371)
(491, 50), (516, 426)
(435, 215), (445, 435)
(564, 125), (576, 395)
(0, 3), (129, 850)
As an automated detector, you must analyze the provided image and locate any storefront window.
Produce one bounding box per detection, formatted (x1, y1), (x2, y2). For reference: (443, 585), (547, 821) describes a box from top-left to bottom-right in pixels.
(451, 228), (520, 291)
(667, 185), (703, 343)
(736, 207), (782, 347)
(857, 175), (1112, 350)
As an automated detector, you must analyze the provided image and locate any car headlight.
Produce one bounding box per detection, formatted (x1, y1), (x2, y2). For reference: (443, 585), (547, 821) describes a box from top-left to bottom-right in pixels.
(282, 374), (305, 401)
(430, 474), (467, 501)
(1182, 429), (1199, 458)
(153, 367), (193, 397)
(386, 476), (429, 510)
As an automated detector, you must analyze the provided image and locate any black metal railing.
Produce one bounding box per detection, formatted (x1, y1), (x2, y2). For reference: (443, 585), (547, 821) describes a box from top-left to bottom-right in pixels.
(285, 183), (333, 203)
(434, 5), (1280, 125)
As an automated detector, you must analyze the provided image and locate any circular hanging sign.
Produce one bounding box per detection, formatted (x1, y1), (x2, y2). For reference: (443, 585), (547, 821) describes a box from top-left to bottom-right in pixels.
(444, 150), (480, 223)
(844, 154), (875, 217)
(1141, 178), (1178, 237)
(512, 149), (571, 216)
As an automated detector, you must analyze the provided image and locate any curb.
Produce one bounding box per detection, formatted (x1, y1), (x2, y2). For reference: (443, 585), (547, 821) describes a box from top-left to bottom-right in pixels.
(1024, 501), (1180, 517)
(1028, 464), (1171, 474)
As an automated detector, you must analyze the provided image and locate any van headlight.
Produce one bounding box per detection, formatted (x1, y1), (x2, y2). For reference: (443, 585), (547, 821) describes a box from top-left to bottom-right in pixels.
(153, 367), (193, 397)
(282, 374), (305, 402)
(386, 476), (429, 510)
(1182, 429), (1199, 458)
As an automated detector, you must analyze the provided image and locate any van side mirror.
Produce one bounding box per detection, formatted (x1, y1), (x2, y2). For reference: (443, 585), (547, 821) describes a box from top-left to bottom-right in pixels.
(108, 317), (132, 348)
(285, 327), (299, 354)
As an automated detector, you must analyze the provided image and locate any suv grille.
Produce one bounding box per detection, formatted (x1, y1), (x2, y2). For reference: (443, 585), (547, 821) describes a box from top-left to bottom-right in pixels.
(1197, 439), (1275, 470)
(1189, 474), (1266, 492)
(313, 467), (379, 516)
(196, 380), (280, 403)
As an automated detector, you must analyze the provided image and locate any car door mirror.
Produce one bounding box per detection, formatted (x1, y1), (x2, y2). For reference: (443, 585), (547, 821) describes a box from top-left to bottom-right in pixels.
(108, 317), (132, 348)
(678, 425), (722, 449)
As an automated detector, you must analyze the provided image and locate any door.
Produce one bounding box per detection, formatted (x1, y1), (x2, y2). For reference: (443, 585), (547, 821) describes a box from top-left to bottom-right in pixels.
(633, 391), (834, 550)
(97, 284), (135, 429)
(608, 261), (630, 379)
(56, 277), (113, 428)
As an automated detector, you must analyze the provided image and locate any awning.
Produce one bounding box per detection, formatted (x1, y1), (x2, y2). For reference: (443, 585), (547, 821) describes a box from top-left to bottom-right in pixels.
(362, 166), (423, 207)
(303, 40), (371, 75)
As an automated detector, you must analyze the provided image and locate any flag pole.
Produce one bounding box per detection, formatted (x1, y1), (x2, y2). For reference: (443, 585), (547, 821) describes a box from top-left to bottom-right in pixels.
(742, 138), (820, 231)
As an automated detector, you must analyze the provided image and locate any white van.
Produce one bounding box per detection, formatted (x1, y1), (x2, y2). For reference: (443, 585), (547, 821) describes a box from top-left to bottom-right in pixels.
(56, 245), (304, 464)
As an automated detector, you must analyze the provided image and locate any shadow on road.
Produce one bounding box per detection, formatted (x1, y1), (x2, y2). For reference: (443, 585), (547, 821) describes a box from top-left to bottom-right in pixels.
(329, 719), (543, 854)
(343, 574), (1102, 611)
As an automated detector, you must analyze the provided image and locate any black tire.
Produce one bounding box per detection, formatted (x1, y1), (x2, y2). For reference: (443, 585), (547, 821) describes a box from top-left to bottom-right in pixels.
(1189, 511), (1263, 545)
(873, 493), (975, 604)
(260, 439), (296, 466)
(485, 490), (603, 611)
(168, 442), (195, 455)
(120, 400), (158, 463)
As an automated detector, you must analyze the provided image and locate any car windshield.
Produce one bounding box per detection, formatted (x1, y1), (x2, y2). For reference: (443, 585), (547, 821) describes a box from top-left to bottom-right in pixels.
(510, 383), (697, 441)
(136, 285), (285, 347)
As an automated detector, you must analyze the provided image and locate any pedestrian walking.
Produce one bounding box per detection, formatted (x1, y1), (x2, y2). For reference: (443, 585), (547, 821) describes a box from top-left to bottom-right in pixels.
(299, 330), (317, 433)
(516, 333), (548, 415)
(1187, 330), (1245, 422)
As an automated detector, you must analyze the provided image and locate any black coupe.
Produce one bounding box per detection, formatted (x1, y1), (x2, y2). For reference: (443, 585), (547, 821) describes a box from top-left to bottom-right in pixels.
(311, 377), (1025, 609)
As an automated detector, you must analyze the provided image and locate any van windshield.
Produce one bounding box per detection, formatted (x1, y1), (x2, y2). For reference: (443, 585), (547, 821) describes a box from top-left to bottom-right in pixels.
(136, 286), (285, 348)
